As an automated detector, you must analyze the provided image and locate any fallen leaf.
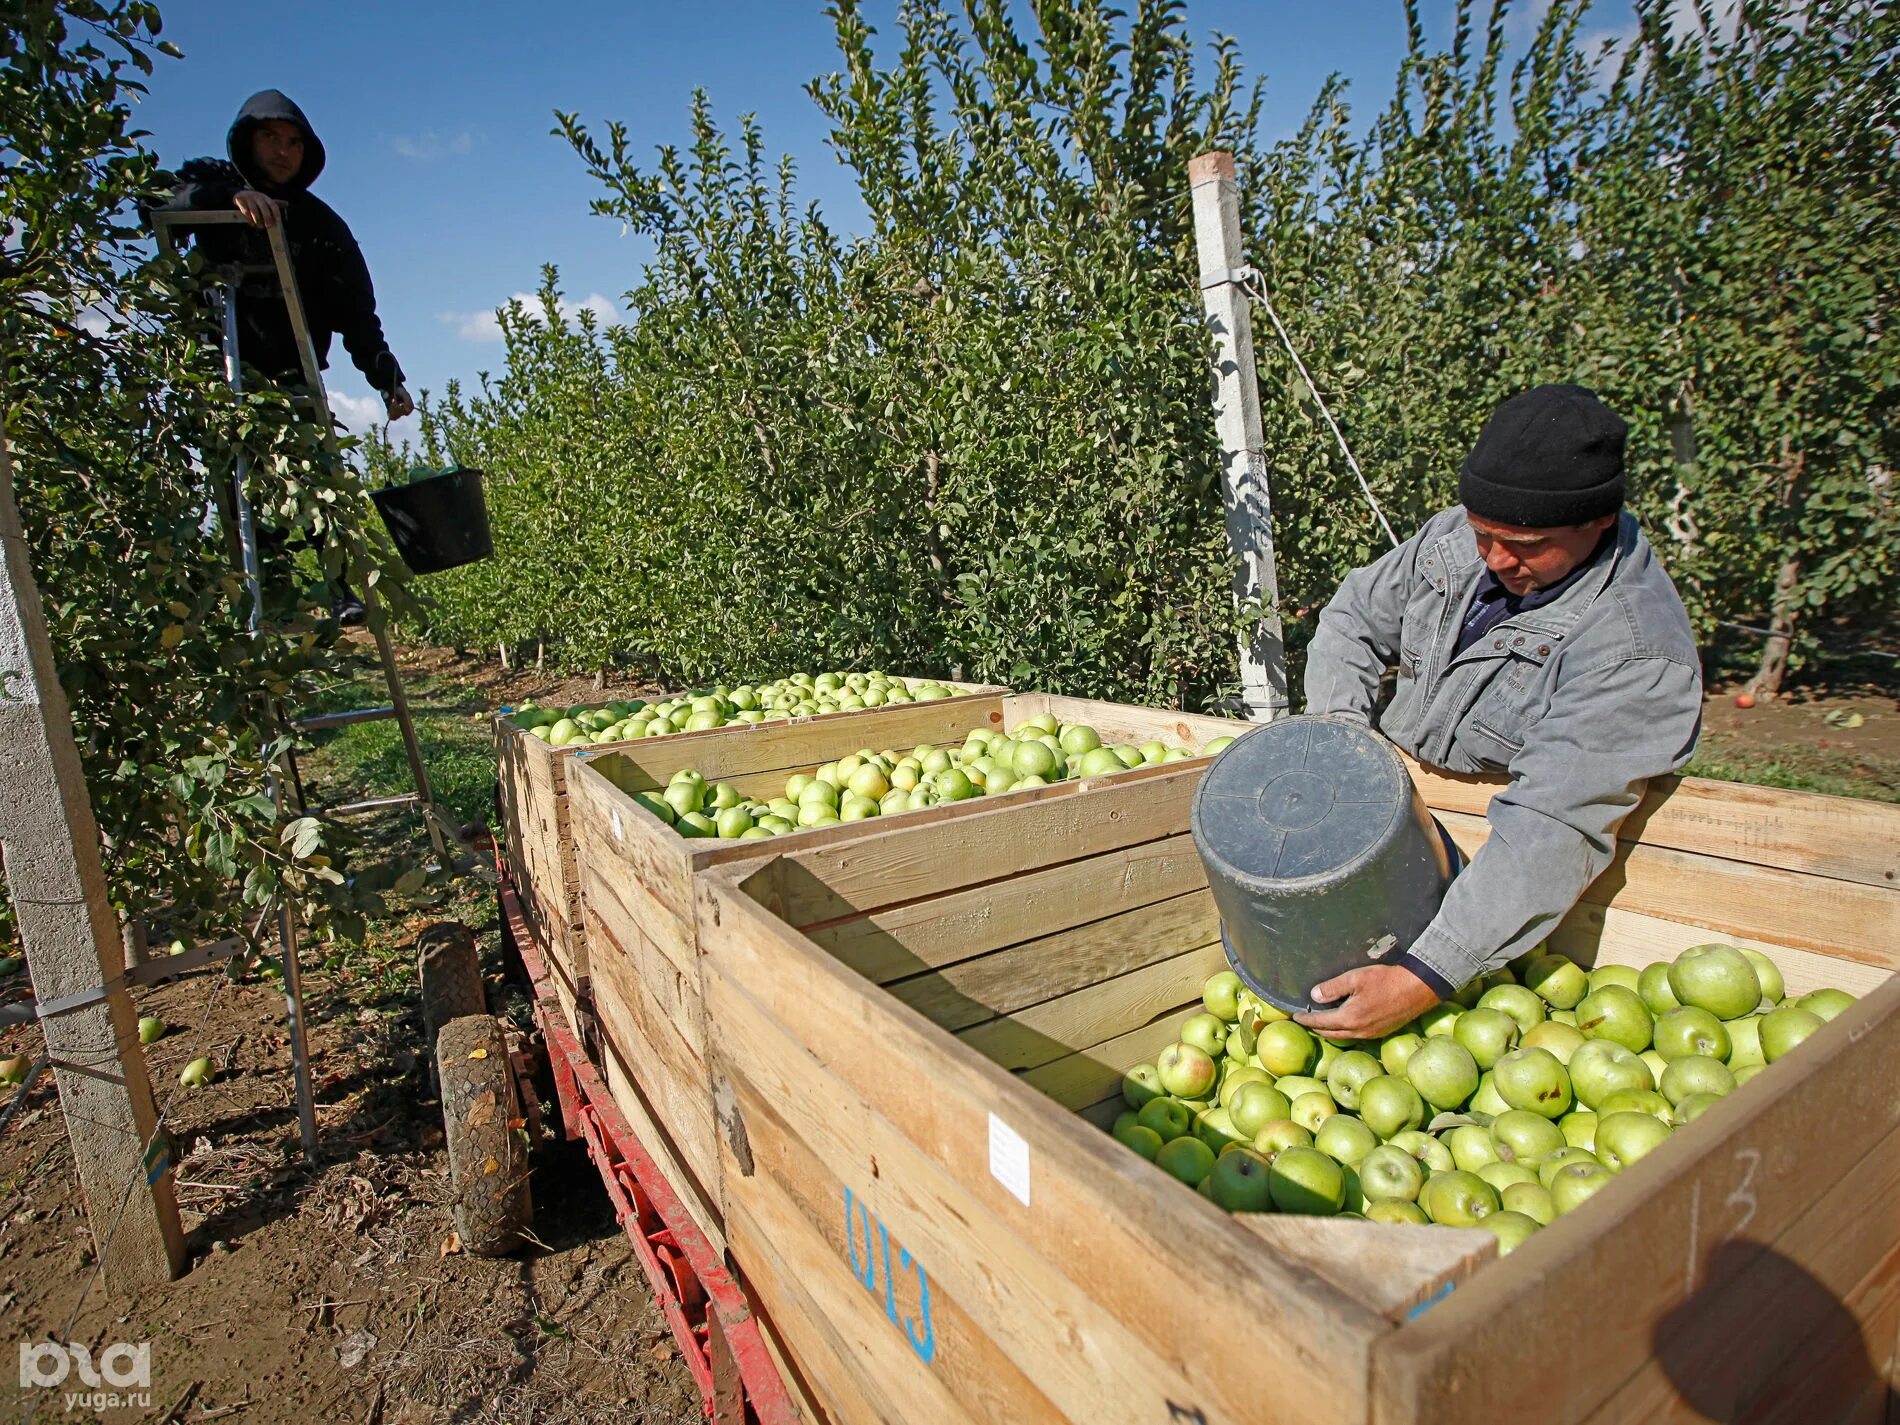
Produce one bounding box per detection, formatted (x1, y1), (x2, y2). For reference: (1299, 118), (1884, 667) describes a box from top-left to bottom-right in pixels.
(439, 1233), (461, 1257)
(338, 1328), (377, 1370)
(466, 1090), (497, 1128)
(467, 1048), (487, 1061)
(481, 1156), (500, 1176)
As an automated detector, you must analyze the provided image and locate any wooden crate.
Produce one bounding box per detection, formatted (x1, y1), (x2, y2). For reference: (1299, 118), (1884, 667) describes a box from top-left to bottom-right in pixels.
(693, 765), (1900, 1424)
(494, 678), (1004, 1026)
(566, 693), (1242, 1252)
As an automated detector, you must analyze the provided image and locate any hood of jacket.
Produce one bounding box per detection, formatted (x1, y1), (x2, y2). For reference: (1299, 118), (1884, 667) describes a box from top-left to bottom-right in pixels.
(227, 90), (326, 193)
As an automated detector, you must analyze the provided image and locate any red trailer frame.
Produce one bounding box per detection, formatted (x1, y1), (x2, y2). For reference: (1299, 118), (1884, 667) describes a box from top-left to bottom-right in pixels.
(492, 845), (797, 1424)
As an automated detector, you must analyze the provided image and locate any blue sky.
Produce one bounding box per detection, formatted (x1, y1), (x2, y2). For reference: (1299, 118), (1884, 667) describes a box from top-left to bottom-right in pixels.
(132, 1), (1642, 441)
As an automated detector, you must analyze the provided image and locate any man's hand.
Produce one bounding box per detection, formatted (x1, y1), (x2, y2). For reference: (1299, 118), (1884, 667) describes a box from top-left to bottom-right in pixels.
(384, 385), (414, 421)
(233, 189), (287, 228)
(1295, 963), (1441, 1040)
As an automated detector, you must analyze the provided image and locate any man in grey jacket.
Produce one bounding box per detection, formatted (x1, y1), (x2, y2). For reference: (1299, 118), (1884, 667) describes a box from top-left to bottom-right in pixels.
(1296, 384), (1703, 1039)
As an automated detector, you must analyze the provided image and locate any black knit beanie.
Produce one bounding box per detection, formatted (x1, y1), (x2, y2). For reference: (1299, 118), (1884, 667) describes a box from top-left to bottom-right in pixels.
(1459, 384), (1628, 527)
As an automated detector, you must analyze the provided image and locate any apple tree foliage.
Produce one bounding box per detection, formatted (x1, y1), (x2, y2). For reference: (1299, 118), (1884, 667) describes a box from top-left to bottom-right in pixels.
(2, 1), (402, 948)
(388, 0), (1895, 701)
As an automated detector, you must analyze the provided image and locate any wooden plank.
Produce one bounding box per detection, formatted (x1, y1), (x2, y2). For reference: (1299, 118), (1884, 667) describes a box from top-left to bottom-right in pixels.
(1407, 757), (1900, 892)
(695, 870), (1383, 1425)
(1551, 903), (1895, 1000)
(1578, 1120), (1900, 1422)
(1370, 975), (1900, 1425)
(1438, 810), (1900, 968)
(725, 1063), (1066, 1425)
(773, 768), (1200, 925)
(702, 953), (1383, 1425)
(957, 942), (1227, 1072)
(1236, 1216), (1496, 1325)
(887, 890), (1219, 1031)
(1018, 1008), (1203, 1112)
(807, 833), (1207, 985)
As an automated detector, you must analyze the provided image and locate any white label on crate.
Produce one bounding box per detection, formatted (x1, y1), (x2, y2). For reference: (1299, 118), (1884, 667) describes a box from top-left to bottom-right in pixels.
(610, 808), (623, 840)
(988, 1113), (1030, 1206)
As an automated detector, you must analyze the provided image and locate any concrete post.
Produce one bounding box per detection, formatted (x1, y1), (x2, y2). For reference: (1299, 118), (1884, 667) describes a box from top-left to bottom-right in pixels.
(1189, 149), (1289, 721)
(0, 437), (185, 1288)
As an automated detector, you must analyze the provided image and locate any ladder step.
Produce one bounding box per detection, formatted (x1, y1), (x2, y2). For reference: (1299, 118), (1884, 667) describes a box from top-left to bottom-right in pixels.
(331, 793), (421, 817)
(294, 706), (397, 732)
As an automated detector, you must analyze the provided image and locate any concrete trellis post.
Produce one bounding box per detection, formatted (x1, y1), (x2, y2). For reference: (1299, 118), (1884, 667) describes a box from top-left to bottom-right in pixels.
(1189, 149), (1289, 722)
(0, 437), (185, 1288)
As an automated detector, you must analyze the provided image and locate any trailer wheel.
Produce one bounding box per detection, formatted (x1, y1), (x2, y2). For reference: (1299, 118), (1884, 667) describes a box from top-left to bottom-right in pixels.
(418, 922), (485, 1049)
(436, 1014), (532, 1256)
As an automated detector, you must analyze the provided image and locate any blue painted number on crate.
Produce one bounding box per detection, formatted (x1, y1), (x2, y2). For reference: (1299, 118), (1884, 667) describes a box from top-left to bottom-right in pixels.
(845, 1187), (936, 1363)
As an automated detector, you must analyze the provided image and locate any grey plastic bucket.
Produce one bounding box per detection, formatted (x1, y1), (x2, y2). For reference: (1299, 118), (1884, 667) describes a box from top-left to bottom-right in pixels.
(1190, 714), (1457, 1015)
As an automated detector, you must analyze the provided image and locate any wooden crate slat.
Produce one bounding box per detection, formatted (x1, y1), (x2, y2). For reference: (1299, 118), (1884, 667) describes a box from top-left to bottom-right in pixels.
(1236, 1216), (1496, 1325)
(1017, 1007), (1203, 1112)
(1551, 903), (1895, 998)
(1408, 758), (1900, 891)
(1368, 976), (1900, 1425)
(1438, 809), (1900, 966)
(886, 889), (1219, 1032)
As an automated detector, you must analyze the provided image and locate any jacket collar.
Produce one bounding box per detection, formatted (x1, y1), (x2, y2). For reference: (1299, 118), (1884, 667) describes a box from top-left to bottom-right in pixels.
(1428, 510), (1633, 647)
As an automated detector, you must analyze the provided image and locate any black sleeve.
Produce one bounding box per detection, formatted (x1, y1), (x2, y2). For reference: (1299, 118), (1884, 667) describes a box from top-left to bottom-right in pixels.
(322, 211), (404, 396)
(152, 157), (246, 214)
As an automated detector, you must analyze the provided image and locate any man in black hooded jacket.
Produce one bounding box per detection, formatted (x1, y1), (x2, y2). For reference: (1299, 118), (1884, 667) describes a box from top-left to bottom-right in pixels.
(159, 89), (413, 421)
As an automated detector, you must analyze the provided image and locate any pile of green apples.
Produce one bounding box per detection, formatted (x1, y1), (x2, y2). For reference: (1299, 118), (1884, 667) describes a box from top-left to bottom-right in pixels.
(510, 671), (964, 748)
(639, 715), (1238, 839)
(1111, 944), (1854, 1255)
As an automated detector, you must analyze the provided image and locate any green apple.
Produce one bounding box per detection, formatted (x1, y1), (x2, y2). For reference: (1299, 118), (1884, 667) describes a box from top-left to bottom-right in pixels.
(1597, 1088), (1673, 1120)
(1154, 1135), (1217, 1186)
(1419, 1170), (1500, 1227)
(1379, 1031), (1425, 1077)
(1483, 1210), (1542, 1255)
(1157, 1043), (1219, 1099)
(1502, 1181), (1557, 1226)
(1217, 1065), (1271, 1107)
(1559, 1110), (1598, 1150)
(1256, 1020), (1318, 1077)
(1491, 1109), (1566, 1164)
(1290, 1091), (1338, 1135)
(1453, 1007), (1520, 1071)
(1390, 1129), (1456, 1175)
(1122, 1062), (1165, 1109)
(1477, 1160), (1540, 1194)
(1739, 949), (1786, 1004)
(1797, 988), (1856, 1022)
(1567, 1039), (1654, 1109)
(1406, 1038), (1481, 1112)
(179, 1056), (214, 1088)
(1478, 984), (1547, 1035)
(1653, 1006), (1731, 1062)
(1229, 1081), (1293, 1139)
(1268, 1145), (1347, 1215)
(1668, 944), (1763, 1021)
(1251, 1119), (1315, 1158)
(1549, 1161), (1614, 1214)
(1594, 1110), (1673, 1172)
(1493, 1047), (1573, 1119)
(1587, 964), (1643, 995)
(1313, 1114), (1378, 1168)
(1137, 1097), (1192, 1140)
(1760, 1005), (1826, 1061)
(1734, 1063), (1767, 1086)
(1326, 1050), (1385, 1111)
(1270, 1075), (1329, 1105)
(1195, 1106), (1250, 1153)
(1446, 1125), (1503, 1173)
(1208, 1147), (1277, 1212)
(1357, 1075), (1426, 1140)
(1357, 1144), (1427, 1203)
(1521, 1020), (1585, 1064)
(1638, 960), (1683, 1016)
(1576, 985), (1654, 1052)
(138, 1015), (166, 1045)
(1660, 1054), (1735, 1106)
(1524, 954), (1589, 1010)
(1366, 1199), (1430, 1225)
(1726, 1015), (1767, 1070)
(1417, 1003), (1462, 1038)
(1115, 1124), (1165, 1160)
(1180, 1013), (1228, 1057)
(1673, 1092), (1725, 1124)
(1225, 1023), (1256, 1061)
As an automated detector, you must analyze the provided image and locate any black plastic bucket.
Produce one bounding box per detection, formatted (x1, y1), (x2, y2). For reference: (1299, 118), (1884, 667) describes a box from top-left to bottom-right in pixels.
(370, 467), (493, 575)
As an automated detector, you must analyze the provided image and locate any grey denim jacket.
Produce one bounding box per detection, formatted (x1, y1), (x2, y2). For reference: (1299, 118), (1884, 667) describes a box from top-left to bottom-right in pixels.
(1304, 505), (1703, 991)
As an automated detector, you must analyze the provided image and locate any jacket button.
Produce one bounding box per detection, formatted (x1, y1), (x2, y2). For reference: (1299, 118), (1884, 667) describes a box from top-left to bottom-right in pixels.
(1538, 645), (1551, 656)
(1493, 638), (1505, 649)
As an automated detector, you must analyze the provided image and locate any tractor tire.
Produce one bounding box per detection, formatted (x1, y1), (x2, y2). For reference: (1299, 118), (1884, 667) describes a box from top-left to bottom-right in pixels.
(418, 922), (485, 1050)
(436, 1014), (532, 1256)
